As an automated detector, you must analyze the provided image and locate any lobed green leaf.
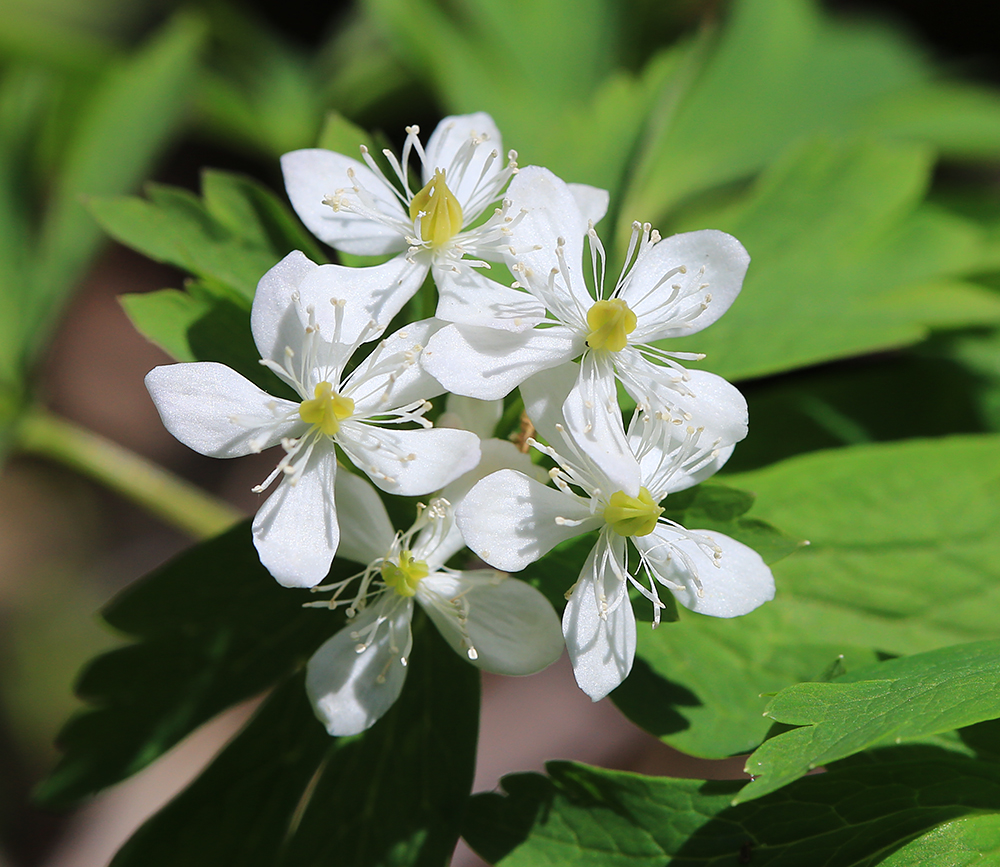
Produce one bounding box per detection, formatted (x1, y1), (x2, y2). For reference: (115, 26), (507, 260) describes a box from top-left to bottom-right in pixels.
(663, 137), (1000, 382)
(739, 640), (1000, 802)
(463, 755), (1000, 866)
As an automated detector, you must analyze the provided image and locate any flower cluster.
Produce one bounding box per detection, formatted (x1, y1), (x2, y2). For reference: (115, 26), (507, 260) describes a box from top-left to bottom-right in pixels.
(146, 112), (774, 730)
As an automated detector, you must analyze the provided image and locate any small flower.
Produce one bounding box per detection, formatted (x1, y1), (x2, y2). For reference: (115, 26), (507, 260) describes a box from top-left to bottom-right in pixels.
(422, 166), (750, 455)
(305, 489), (564, 736)
(456, 367), (774, 701)
(145, 253), (480, 588)
(282, 113), (532, 330)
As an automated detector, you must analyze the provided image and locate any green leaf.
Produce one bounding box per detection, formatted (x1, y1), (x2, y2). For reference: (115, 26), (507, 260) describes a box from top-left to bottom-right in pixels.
(620, 0), (932, 231)
(663, 138), (1000, 381)
(92, 169), (323, 309)
(463, 756), (1000, 867)
(28, 13), (206, 358)
(200, 170), (325, 262)
(881, 813), (1000, 867)
(121, 285), (296, 398)
(90, 188), (269, 305)
(119, 289), (209, 363)
(739, 640), (1000, 802)
(110, 614), (479, 867)
(613, 435), (1000, 758)
(36, 522), (340, 807)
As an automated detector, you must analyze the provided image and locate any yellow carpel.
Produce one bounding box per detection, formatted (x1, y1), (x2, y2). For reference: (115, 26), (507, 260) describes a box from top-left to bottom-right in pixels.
(298, 381), (354, 436)
(409, 168), (463, 247)
(381, 550), (429, 597)
(586, 298), (637, 352)
(604, 487), (663, 537)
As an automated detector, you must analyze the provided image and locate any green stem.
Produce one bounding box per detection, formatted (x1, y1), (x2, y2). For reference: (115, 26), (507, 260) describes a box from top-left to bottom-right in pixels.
(13, 407), (244, 540)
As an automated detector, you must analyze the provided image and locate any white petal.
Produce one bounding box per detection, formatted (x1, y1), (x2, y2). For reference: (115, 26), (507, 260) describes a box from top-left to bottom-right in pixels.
(423, 112), (505, 217)
(339, 425), (481, 496)
(422, 323), (581, 400)
(638, 436), (734, 494)
(440, 437), (545, 510)
(419, 571), (563, 675)
(333, 469), (395, 566)
(561, 353), (641, 496)
(433, 262), (545, 331)
(252, 444), (339, 588)
(562, 536), (636, 701)
(505, 166), (590, 309)
(519, 362), (579, 446)
(456, 469), (600, 572)
(568, 183), (610, 227)
(298, 254), (428, 344)
(145, 362), (301, 458)
(439, 393), (503, 439)
(636, 528), (775, 618)
(251, 251), (320, 365)
(305, 597), (413, 736)
(619, 354), (748, 450)
(346, 318), (446, 413)
(281, 149), (409, 255)
(623, 229), (749, 340)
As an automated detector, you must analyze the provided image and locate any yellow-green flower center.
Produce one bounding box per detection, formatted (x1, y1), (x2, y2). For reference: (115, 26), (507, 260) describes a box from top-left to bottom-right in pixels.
(585, 298), (637, 352)
(298, 381), (355, 436)
(381, 549), (429, 597)
(408, 168), (463, 248)
(604, 487), (663, 537)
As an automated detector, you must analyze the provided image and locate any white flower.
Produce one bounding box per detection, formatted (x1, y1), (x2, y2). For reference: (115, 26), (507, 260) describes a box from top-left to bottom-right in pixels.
(305, 488), (564, 736)
(422, 165), (750, 455)
(455, 366), (774, 701)
(282, 112), (532, 331)
(145, 252), (480, 589)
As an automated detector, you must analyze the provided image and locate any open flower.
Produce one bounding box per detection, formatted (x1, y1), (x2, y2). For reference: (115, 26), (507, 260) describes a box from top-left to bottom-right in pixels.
(282, 112), (534, 330)
(145, 252), (480, 589)
(456, 366), (774, 701)
(422, 166), (750, 456)
(305, 486), (563, 736)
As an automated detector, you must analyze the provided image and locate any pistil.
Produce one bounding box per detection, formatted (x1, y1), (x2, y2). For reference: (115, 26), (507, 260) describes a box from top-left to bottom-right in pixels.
(298, 381), (355, 436)
(585, 298), (637, 352)
(604, 487), (663, 537)
(409, 168), (463, 247)
(381, 550), (429, 597)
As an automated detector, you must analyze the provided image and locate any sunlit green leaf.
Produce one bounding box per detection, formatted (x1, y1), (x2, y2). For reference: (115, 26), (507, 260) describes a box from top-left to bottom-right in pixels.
(662, 138), (1000, 381)
(119, 289), (209, 363)
(90, 187), (269, 304)
(739, 641), (1000, 802)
